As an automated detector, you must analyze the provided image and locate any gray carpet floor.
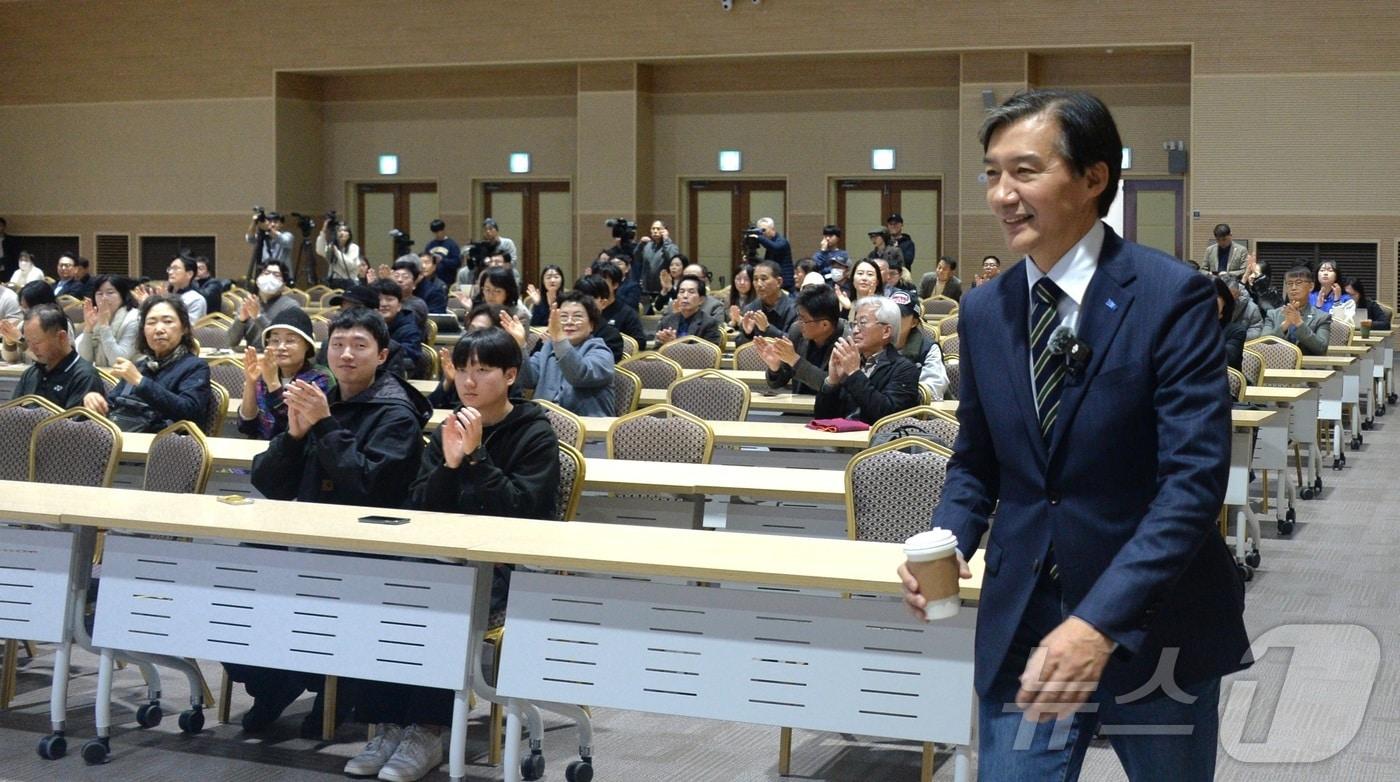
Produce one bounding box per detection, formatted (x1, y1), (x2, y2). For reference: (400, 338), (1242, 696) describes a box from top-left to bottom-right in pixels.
(3, 415), (1399, 780)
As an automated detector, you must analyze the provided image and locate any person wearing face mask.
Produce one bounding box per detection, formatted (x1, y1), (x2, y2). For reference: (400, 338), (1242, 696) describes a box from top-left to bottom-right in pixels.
(227, 259), (301, 350)
(825, 254), (850, 288)
(8, 252), (45, 286)
(81, 295), (212, 433)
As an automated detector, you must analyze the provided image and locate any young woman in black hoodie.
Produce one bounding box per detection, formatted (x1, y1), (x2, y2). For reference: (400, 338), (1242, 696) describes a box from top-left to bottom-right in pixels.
(343, 326), (559, 781)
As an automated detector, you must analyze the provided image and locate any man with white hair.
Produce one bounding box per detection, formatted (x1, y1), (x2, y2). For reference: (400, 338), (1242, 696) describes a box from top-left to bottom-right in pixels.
(813, 295), (919, 424)
(753, 217), (794, 291)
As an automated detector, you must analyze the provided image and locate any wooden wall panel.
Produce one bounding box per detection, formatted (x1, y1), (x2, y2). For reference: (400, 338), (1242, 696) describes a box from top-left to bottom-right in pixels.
(320, 67), (576, 102)
(648, 55), (959, 94)
(1032, 50), (1190, 86)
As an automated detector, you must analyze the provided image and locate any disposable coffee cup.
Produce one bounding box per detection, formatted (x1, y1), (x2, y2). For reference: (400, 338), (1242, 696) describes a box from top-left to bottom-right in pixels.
(903, 528), (961, 620)
(1361, 320), (1372, 338)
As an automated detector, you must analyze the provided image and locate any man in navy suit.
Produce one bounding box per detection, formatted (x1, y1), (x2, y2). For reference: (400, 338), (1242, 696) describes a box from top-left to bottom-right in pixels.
(899, 90), (1249, 780)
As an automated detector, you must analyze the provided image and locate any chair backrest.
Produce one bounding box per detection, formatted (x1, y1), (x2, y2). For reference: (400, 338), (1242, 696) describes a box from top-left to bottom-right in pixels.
(667, 369), (751, 421)
(1240, 349), (1263, 386)
(535, 399), (587, 450)
(1329, 319), (1352, 346)
(620, 333), (639, 357)
(730, 341), (767, 371)
(0, 396), (62, 481)
(618, 352), (684, 390)
(657, 336), (722, 369)
(938, 314), (959, 337)
(203, 381), (229, 436)
(206, 357), (245, 394)
(941, 326), (961, 355)
(612, 366), (641, 415)
(606, 404), (715, 464)
(420, 343), (440, 380)
(220, 291), (241, 316)
(319, 289), (344, 308)
(283, 289), (311, 307)
(922, 296), (958, 317)
(917, 320), (939, 345)
(63, 300), (86, 326)
(845, 439), (952, 543)
(555, 442), (586, 522)
(194, 322), (231, 350)
(1226, 367), (1246, 402)
(868, 405), (959, 450)
(96, 368), (118, 395)
(425, 317), (439, 345)
(30, 408), (122, 487)
(143, 420), (213, 494)
(943, 354), (960, 400)
(305, 284), (332, 301)
(311, 314), (331, 344)
(1245, 336), (1302, 370)
(525, 328), (544, 357)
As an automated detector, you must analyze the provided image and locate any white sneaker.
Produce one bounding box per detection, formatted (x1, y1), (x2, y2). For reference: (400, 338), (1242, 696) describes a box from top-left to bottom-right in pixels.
(377, 724), (444, 782)
(344, 724), (404, 777)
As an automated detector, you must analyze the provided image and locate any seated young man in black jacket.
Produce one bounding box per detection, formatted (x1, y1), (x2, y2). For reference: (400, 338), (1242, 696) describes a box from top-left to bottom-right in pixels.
(227, 307), (431, 738)
(756, 285), (847, 396)
(374, 278), (428, 377)
(813, 294), (919, 424)
(344, 326), (559, 782)
(589, 260), (647, 348)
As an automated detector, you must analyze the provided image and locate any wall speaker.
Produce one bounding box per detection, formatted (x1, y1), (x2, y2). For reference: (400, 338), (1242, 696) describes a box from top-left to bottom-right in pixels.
(981, 90), (996, 109)
(1168, 149), (1189, 175)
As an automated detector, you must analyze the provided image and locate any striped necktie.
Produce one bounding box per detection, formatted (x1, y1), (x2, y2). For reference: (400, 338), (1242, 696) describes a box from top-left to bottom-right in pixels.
(1031, 277), (1067, 441)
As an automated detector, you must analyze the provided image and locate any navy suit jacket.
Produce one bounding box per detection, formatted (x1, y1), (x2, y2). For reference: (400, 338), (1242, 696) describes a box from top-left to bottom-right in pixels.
(932, 224), (1250, 697)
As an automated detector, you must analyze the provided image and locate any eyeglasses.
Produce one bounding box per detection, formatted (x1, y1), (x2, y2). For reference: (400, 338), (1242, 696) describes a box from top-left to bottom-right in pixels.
(265, 337), (303, 349)
(556, 314), (589, 324)
(853, 318), (887, 330)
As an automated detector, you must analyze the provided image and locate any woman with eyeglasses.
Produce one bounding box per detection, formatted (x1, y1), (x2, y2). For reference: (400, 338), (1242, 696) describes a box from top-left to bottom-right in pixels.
(501, 290), (615, 416)
(237, 308), (334, 439)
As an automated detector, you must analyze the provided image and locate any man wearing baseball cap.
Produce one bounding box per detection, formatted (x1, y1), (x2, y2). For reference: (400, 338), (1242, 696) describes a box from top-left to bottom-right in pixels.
(885, 213), (916, 269)
(889, 289), (949, 401)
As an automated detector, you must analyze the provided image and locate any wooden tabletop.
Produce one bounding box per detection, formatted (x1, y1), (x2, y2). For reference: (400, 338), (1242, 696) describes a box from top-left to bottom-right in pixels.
(1242, 386), (1311, 404)
(1327, 345), (1372, 356)
(1301, 355), (1355, 368)
(1261, 368), (1335, 383)
(638, 388), (818, 413)
(1230, 409), (1277, 429)
(578, 416), (872, 449)
(0, 480), (973, 598)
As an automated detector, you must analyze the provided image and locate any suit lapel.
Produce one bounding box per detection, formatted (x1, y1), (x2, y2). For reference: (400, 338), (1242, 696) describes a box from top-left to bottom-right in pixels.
(997, 267), (1048, 464)
(1047, 227), (1137, 459)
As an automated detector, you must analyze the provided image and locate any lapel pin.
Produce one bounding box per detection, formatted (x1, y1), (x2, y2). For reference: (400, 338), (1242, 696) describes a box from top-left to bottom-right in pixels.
(1105, 298), (1117, 310)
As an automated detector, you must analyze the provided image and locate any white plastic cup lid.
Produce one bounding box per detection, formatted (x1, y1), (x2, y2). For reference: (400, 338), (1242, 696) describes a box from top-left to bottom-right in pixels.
(904, 528), (958, 560)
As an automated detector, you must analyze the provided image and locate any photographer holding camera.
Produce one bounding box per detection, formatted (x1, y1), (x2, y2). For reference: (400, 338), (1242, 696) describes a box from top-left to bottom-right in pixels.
(246, 208), (294, 266)
(316, 212), (361, 289)
(637, 220), (679, 294)
(751, 217), (793, 292)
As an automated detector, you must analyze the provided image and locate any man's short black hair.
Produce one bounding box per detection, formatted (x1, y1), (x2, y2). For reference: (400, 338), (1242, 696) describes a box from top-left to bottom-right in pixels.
(980, 88), (1123, 218)
(257, 258), (291, 281)
(371, 278), (402, 301)
(328, 306), (390, 351)
(822, 224), (842, 237)
(796, 285), (840, 324)
(467, 302), (505, 326)
(755, 260), (782, 280)
(24, 304), (69, 335)
(75, 256), (91, 270)
(590, 260), (623, 287)
(556, 289), (601, 329)
(982, 255), (1001, 266)
(19, 281), (56, 309)
(573, 274), (610, 302)
(452, 326), (522, 372)
(939, 255), (958, 271)
(430, 219), (446, 232)
(1213, 223), (1232, 239)
(677, 274), (707, 298)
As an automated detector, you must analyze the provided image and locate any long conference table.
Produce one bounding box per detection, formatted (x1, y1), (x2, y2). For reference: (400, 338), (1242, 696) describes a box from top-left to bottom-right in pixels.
(0, 480), (983, 782)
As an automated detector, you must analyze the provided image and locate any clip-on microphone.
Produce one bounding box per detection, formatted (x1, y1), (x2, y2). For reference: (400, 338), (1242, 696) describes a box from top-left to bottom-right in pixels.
(1047, 325), (1092, 377)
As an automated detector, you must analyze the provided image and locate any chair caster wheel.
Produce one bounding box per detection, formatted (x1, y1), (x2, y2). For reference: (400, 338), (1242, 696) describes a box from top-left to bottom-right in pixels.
(1237, 563), (1254, 582)
(1340, 453), (1348, 466)
(521, 751), (545, 781)
(135, 703), (162, 728)
(1314, 476), (1323, 492)
(37, 734), (66, 760)
(566, 759), (595, 782)
(81, 737), (109, 765)
(1278, 518), (1295, 536)
(1350, 437), (1361, 450)
(1332, 458), (1343, 471)
(178, 708), (204, 734)
(1361, 421), (1373, 431)
(1299, 487), (1314, 500)
(1246, 549), (1261, 568)
(1389, 392), (1397, 404)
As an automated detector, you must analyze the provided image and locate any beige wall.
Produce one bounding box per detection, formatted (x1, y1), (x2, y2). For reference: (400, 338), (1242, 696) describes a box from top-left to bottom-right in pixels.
(1, 0), (1396, 296)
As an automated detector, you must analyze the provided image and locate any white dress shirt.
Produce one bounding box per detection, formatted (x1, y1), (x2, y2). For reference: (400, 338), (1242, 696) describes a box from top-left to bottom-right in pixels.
(1024, 220), (1104, 394)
